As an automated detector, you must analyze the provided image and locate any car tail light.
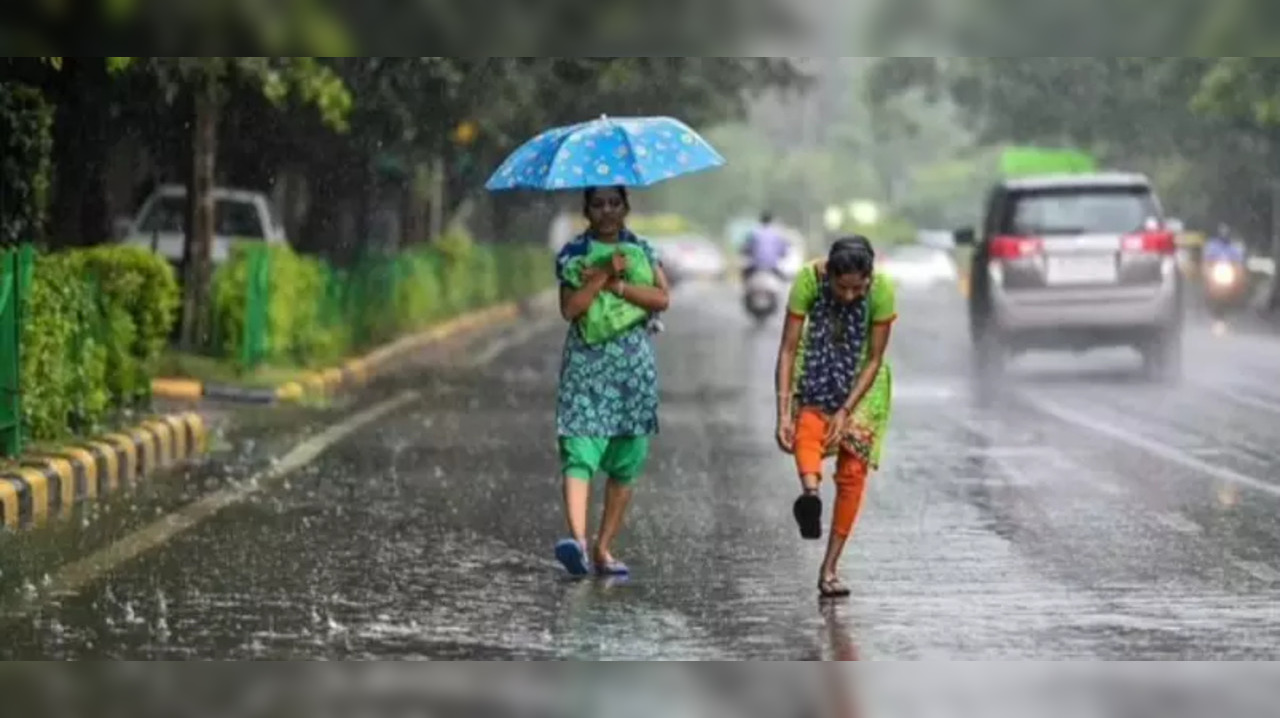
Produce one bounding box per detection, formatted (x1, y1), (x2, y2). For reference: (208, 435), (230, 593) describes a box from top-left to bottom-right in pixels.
(1122, 231), (1176, 255)
(989, 235), (1043, 259)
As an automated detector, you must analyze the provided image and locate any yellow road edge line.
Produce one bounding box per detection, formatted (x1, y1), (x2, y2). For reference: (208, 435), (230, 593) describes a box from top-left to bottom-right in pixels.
(83, 441), (120, 493)
(16, 467), (50, 527)
(102, 434), (138, 484)
(140, 421), (172, 468)
(0, 478), (20, 529)
(44, 458), (76, 510)
(193, 413), (210, 454)
(60, 448), (98, 501)
(130, 427), (157, 476)
(151, 378), (204, 400)
(163, 415), (188, 460)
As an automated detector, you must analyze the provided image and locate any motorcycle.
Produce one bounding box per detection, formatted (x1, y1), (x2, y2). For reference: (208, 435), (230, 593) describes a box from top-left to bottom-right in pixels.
(743, 267), (788, 324)
(1202, 258), (1249, 319)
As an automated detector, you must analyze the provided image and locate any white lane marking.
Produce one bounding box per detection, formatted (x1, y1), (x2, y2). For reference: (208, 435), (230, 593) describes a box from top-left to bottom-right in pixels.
(1231, 559), (1280, 584)
(24, 390), (422, 608)
(1211, 386), (1280, 418)
(936, 416), (1131, 498)
(1187, 371), (1280, 416)
(1021, 395), (1280, 499)
(470, 317), (559, 366)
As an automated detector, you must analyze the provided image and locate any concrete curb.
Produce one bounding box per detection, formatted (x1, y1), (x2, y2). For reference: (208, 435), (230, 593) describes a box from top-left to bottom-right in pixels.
(0, 413), (208, 530)
(152, 298), (541, 405)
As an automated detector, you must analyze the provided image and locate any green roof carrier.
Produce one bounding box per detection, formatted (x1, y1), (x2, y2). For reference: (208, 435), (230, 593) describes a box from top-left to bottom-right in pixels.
(1001, 146), (1098, 177)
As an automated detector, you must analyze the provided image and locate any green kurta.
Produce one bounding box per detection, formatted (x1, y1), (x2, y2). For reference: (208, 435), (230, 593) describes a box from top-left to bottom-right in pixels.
(787, 263), (896, 468)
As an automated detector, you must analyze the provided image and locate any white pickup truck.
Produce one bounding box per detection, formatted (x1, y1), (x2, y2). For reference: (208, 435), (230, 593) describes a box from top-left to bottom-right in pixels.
(120, 184), (288, 266)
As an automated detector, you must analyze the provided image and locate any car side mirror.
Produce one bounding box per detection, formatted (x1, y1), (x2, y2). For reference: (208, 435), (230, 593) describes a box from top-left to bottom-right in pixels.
(954, 227), (977, 246)
(1164, 217), (1186, 233)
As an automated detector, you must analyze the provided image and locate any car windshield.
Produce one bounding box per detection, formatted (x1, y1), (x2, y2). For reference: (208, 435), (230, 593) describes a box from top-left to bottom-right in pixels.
(1007, 188), (1156, 235)
(137, 196), (266, 239)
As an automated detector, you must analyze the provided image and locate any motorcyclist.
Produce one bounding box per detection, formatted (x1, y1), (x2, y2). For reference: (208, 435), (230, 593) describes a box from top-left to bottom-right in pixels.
(742, 212), (790, 282)
(1204, 223), (1246, 265)
(1201, 223), (1249, 316)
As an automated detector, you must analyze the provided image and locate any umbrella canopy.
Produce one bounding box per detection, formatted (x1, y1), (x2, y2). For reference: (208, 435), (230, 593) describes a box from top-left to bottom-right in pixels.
(485, 115), (726, 192)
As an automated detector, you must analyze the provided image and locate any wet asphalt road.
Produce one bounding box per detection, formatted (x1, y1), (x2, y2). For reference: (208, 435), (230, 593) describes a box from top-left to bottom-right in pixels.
(5, 281), (1280, 659)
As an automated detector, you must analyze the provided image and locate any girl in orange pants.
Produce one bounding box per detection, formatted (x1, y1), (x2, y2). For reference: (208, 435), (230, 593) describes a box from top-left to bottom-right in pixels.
(775, 237), (896, 599)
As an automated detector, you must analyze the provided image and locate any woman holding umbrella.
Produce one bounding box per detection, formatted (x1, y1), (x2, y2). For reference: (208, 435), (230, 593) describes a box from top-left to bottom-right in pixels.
(485, 115), (726, 577)
(552, 186), (670, 577)
(774, 236), (896, 599)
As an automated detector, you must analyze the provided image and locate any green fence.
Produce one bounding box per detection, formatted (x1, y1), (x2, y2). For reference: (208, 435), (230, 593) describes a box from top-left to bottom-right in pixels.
(0, 245), (33, 457)
(219, 242), (554, 373)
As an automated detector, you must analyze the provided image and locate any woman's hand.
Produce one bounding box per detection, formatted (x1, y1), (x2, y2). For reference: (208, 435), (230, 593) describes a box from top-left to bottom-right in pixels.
(776, 415), (797, 454)
(610, 250), (628, 277)
(824, 408), (850, 451)
(560, 268), (615, 321)
(581, 265), (609, 285)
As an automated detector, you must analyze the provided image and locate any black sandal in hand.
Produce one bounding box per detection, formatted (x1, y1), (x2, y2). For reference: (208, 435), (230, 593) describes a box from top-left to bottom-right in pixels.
(793, 490), (822, 541)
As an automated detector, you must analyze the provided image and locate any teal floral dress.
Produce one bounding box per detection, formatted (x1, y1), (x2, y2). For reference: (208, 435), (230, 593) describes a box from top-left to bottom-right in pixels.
(554, 233), (661, 438)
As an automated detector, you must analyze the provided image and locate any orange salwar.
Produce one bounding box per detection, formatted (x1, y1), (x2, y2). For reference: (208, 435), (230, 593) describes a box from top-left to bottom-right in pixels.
(794, 408), (870, 539)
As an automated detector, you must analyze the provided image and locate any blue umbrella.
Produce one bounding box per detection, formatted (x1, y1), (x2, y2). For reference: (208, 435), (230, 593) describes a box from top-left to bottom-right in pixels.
(485, 115), (726, 192)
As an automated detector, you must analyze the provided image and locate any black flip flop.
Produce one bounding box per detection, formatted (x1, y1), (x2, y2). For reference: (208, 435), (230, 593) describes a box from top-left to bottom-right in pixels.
(819, 576), (852, 600)
(793, 492), (823, 541)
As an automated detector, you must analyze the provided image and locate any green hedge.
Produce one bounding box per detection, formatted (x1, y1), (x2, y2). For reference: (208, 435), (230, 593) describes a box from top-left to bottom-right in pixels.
(21, 246), (180, 441)
(211, 235), (555, 371)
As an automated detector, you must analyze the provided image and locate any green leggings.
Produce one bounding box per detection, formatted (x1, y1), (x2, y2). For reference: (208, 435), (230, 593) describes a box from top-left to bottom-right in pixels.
(559, 436), (651, 486)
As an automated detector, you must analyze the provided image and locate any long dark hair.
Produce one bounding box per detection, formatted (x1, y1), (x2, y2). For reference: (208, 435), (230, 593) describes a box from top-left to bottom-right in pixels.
(828, 235), (875, 277)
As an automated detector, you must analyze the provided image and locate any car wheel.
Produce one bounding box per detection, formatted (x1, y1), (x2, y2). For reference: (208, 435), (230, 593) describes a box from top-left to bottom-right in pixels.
(1142, 328), (1183, 384)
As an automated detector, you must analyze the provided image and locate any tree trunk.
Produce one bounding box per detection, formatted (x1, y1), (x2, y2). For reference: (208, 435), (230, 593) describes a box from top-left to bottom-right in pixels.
(427, 152), (445, 241)
(180, 86), (219, 351)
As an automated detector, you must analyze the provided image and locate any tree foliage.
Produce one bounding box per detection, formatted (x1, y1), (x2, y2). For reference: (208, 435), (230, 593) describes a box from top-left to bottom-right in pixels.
(0, 82), (53, 245)
(869, 50), (1280, 239)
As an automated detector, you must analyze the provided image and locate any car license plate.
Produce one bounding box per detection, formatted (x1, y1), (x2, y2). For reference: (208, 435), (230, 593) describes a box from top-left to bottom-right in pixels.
(1046, 255), (1117, 285)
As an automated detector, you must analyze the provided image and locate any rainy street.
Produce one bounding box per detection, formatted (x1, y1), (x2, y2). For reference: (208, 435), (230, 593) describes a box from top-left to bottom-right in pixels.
(2, 281), (1280, 659)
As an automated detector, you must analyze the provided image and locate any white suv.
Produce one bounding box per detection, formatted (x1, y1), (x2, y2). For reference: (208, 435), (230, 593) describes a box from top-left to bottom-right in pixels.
(122, 185), (287, 266)
(957, 173), (1185, 382)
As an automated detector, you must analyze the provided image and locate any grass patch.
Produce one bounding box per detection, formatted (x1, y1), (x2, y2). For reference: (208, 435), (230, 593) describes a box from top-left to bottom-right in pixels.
(158, 350), (313, 389)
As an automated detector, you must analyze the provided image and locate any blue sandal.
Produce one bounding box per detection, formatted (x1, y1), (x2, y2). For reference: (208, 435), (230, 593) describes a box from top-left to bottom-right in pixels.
(555, 539), (591, 577)
(595, 558), (631, 577)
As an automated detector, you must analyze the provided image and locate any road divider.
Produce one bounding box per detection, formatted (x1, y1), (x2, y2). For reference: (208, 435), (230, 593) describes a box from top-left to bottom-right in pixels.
(0, 413), (207, 530)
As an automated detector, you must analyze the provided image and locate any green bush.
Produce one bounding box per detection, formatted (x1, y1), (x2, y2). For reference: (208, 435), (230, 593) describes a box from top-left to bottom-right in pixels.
(20, 245), (178, 442)
(78, 245), (181, 405)
(213, 242), (348, 370)
(22, 253), (108, 440)
(211, 231), (554, 371)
